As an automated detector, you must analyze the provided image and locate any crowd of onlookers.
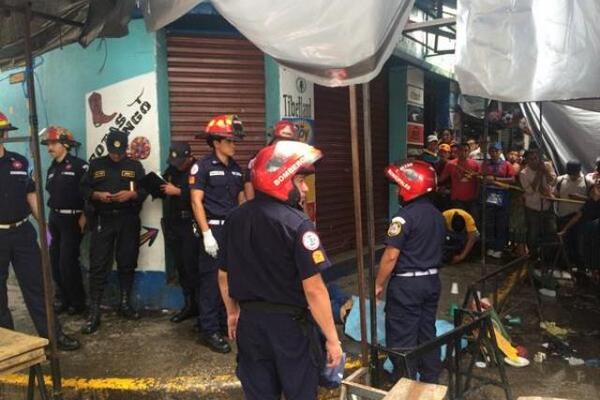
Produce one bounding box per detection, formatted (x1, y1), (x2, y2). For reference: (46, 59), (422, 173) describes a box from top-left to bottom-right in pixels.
(415, 129), (600, 279)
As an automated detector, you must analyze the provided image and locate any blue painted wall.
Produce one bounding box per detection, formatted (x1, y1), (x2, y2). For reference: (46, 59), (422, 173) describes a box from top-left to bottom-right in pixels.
(0, 21), (184, 310)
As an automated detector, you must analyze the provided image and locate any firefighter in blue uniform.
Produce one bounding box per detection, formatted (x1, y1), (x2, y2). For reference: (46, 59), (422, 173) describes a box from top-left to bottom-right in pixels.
(375, 160), (445, 383)
(190, 114), (245, 353)
(161, 142), (199, 323)
(0, 112), (79, 350)
(80, 128), (147, 334)
(218, 141), (343, 400)
(41, 126), (88, 315)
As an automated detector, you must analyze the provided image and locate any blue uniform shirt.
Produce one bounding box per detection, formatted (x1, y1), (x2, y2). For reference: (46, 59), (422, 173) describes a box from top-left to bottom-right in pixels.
(46, 154), (88, 210)
(188, 153), (243, 218)
(219, 193), (331, 308)
(384, 197), (445, 273)
(0, 150), (35, 223)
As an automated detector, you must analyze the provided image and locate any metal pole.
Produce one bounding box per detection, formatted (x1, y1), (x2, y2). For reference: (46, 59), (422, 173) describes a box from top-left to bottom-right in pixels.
(361, 83), (379, 384)
(349, 85), (369, 366)
(480, 101), (489, 278)
(23, 5), (63, 399)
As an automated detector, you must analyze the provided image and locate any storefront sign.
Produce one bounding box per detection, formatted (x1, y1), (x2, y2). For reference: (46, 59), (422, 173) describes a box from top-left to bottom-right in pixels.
(85, 72), (164, 271)
(279, 66), (317, 221)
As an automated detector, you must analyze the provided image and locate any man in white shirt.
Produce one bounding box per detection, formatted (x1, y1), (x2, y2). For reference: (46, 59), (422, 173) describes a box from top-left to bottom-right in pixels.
(519, 149), (557, 260)
(555, 161), (587, 267)
(585, 157), (600, 187)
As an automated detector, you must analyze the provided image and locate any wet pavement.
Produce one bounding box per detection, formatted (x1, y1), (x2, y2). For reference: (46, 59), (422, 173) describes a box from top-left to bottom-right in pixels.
(2, 258), (600, 399)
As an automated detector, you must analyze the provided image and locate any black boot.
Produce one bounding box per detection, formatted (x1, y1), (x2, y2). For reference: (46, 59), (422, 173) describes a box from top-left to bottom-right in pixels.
(118, 290), (140, 320)
(199, 332), (231, 354)
(81, 300), (101, 335)
(170, 294), (198, 323)
(57, 332), (81, 351)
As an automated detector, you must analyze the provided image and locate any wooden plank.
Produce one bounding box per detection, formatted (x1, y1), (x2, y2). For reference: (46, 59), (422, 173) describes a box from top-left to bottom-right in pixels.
(383, 378), (447, 400)
(344, 381), (387, 400)
(0, 328), (48, 362)
(0, 355), (46, 376)
(0, 348), (45, 371)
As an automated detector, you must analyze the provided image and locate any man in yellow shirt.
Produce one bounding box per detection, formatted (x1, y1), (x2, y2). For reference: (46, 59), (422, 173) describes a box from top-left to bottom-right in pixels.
(442, 208), (479, 264)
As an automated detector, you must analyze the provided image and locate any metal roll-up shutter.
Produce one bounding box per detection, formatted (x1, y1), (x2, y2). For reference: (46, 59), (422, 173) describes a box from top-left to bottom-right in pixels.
(314, 70), (389, 256)
(167, 35), (265, 167)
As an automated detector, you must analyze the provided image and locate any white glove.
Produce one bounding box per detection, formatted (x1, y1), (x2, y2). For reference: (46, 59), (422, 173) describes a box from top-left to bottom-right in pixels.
(202, 229), (219, 258)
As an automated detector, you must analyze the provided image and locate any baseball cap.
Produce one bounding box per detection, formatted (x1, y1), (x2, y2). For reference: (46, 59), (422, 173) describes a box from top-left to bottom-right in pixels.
(168, 142), (192, 168)
(489, 142), (502, 151)
(106, 128), (128, 155)
(426, 134), (439, 144)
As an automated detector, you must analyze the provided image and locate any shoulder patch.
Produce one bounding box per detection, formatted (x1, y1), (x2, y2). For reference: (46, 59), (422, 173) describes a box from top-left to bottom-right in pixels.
(302, 231), (321, 251)
(312, 250), (325, 264)
(82, 164), (89, 171)
(387, 220), (403, 237)
(190, 164), (199, 175)
(94, 170), (106, 179)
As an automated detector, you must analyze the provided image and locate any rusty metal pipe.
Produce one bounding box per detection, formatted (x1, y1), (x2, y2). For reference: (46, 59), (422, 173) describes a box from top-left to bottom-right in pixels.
(349, 85), (369, 365)
(23, 5), (63, 398)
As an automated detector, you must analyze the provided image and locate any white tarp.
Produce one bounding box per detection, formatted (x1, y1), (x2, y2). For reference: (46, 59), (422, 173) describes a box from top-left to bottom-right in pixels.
(455, 0), (600, 102)
(143, 0), (414, 87)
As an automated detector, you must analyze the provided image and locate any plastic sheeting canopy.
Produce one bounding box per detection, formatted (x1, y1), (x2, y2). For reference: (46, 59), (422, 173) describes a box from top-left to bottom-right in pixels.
(144, 0), (415, 87)
(455, 0), (600, 102)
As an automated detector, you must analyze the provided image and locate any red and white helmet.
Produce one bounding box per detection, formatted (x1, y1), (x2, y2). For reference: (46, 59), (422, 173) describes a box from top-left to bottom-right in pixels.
(252, 141), (322, 204)
(40, 126), (80, 148)
(385, 160), (437, 202)
(271, 120), (299, 141)
(0, 111), (18, 131)
(203, 114), (245, 140)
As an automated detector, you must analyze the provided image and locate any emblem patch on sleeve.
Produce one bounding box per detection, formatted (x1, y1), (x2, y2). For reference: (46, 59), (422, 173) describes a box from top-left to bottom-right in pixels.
(302, 231), (321, 251)
(190, 164), (199, 175)
(312, 250), (325, 264)
(387, 217), (405, 237)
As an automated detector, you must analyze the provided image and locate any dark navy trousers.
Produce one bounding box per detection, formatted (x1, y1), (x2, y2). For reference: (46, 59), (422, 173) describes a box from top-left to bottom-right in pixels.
(48, 211), (86, 309)
(0, 221), (55, 338)
(385, 274), (441, 383)
(197, 223), (225, 334)
(236, 309), (319, 400)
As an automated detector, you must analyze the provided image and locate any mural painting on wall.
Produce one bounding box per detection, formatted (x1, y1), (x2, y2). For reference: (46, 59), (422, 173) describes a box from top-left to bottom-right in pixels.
(85, 72), (164, 271)
(279, 66), (317, 222)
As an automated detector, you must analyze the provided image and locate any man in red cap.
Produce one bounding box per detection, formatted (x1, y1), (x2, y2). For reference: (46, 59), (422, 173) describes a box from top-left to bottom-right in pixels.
(40, 126), (88, 315)
(0, 112), (79, 350)
(189, 114), (245, 353)
(375, 160), (446, 383)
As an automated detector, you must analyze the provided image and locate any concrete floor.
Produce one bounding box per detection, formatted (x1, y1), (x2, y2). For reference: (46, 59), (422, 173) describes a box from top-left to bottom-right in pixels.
(2, 259), (600, 399)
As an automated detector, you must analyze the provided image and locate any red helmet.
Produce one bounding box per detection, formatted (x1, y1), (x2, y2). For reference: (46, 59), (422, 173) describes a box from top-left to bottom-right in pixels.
(203, 114), (244, 140)
(40, 126), (80, 148)
(252, 141), (322, 204)
(385, 160), (437, 202)
(0, 111), (18, 131)
(271, 120), (299, 141)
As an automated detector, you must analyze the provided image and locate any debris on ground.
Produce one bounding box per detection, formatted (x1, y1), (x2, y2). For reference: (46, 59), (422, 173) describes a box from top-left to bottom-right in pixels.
(540, 321), (571, 338)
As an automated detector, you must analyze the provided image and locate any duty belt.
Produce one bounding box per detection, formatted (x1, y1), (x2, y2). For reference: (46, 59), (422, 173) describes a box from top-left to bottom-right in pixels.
(98, 208), (136, 216)
(0, 217), (28, 230)
(53, 209), (83, 215)
(395, 268), (439, 277)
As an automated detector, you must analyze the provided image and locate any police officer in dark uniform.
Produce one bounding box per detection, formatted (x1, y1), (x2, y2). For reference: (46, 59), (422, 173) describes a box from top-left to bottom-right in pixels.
(243, 119), (300, 201)
(375, 160), (445, 383)
(41, 126), (88, 315)
(218, 141), (343, 399)
(189, 114), (245, 353)
(0, 112), (80, 350)
(161, 142), (199, 323)
(80, 129), (147, 334)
